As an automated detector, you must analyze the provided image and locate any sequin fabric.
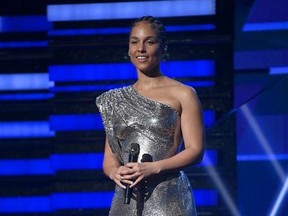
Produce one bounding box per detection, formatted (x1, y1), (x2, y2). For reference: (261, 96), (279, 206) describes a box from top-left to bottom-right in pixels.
(96, 85), (197, 216)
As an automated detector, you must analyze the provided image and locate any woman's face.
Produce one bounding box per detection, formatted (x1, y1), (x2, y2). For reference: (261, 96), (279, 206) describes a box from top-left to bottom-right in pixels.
(128, 21), (162, 74)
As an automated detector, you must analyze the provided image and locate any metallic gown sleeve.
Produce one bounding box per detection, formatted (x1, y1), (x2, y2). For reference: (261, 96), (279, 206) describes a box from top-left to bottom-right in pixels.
(96, 90), (124, 164)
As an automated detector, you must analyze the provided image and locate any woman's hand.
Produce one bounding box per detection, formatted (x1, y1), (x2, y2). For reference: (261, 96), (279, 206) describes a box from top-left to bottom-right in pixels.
(121, 162), (159, 188)
(109, 166), (134, 189)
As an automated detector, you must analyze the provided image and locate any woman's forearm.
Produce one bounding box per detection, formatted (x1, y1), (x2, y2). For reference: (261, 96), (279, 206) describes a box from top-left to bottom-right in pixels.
(154, 146), (203, 174)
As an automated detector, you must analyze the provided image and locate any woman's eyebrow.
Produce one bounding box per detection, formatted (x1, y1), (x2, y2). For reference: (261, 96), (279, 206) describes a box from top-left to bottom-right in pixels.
(129, 36), (138, 40)
(129, 36), (157, 40)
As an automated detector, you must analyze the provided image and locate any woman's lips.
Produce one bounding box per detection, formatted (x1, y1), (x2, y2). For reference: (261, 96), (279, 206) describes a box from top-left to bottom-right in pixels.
(136, 56), (148, 62)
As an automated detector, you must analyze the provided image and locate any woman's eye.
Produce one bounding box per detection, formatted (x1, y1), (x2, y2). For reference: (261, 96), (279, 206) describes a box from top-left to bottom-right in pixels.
(147, 40), (155, 45)
(130, 41), (137, 44)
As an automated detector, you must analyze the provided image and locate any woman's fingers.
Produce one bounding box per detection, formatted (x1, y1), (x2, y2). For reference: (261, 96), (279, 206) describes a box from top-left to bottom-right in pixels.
(129, 175), (143, 188)
(115, 180), (126, 189)
(121, 179), (134, 185)
(117, 162), (153, 187)
(110, 166), (131, 189)
(116, 177), (135, 189)
(124, 162), (139, 169)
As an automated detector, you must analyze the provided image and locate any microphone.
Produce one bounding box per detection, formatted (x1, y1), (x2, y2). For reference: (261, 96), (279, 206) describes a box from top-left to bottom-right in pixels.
(124, 143), (140, 204)
(141, 154), (153, 163)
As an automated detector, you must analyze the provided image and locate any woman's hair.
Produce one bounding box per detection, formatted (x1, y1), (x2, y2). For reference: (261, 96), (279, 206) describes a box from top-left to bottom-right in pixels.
(130, 16), (168, 55)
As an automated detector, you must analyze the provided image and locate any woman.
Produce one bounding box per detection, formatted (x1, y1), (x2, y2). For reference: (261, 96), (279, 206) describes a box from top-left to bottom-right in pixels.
(96, 16), (205, 216)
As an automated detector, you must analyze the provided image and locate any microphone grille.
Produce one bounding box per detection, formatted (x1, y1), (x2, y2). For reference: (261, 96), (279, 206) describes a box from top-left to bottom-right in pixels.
(141, 153), (153, 162)
(130, 143), (140, 155)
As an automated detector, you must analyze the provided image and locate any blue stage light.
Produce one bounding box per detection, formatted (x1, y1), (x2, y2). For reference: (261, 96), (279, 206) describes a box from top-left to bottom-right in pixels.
(49, 64), (136, 81)
(47, 0), (216, 22)
(49, 114), (103, 131)
(270, 66), (288, 75)
(201, 150), (218, 166)
(49, 28), (130, 36)
(237, 154), (288, 161)
(0, 41), (48, 48)
(0, 16), (51, 32)
(0, 159), (53, 176)
(0, 150), (215, 176)
(167, 24), (215, 32)
(243, 21), (288, 31)
(0, 93), (54, 100)
(203, 110), (216, 127)
(51, 153), (103, 170)
(51, 192), (114, 209)
(162, 61), (215, 77)
(0, 189), (217, 212)
(194, 189), (218, 206)
(0, 151), (214, 176)
(0, 196), (50, 213)
(0, 121), (55, 138)
(49, 61), (215, 82)
(0, 73), (53, 91)
(49, 24), (215, 36)
(0, 154), (103, 176)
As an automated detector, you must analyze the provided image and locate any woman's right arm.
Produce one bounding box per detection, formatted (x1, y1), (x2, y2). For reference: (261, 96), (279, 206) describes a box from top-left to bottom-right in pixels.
(103, 138), (132, 189)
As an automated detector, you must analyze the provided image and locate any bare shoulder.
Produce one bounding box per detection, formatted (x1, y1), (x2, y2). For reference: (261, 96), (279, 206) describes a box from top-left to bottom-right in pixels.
(172, 84), (202, 119)
(161, 77), (201, 111)
(165, 79), (198, 102)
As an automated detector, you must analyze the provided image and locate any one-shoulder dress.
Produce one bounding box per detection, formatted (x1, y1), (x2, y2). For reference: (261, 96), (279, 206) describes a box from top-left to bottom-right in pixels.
(96, 85), (196, 216)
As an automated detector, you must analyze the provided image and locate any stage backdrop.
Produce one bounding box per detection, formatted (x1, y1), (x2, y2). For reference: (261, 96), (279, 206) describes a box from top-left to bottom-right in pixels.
(0, 0), (235, 215)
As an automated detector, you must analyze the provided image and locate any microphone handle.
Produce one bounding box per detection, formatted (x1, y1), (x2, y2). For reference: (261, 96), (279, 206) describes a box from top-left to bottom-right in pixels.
(124, 184), (133, 204)
(124, 153), (138, 204)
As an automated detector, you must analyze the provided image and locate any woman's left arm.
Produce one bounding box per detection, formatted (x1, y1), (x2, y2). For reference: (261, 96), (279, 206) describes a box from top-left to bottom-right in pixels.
(155, 86), (205, 171)
(122, 86), (205, 187)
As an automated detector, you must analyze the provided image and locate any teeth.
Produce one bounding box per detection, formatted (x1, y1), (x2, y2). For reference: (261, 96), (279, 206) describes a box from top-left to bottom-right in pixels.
(137, 56), (147, 59)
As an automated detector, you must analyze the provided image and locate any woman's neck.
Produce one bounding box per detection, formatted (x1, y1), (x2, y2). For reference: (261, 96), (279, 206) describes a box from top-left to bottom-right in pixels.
(134, 72), (164, 91)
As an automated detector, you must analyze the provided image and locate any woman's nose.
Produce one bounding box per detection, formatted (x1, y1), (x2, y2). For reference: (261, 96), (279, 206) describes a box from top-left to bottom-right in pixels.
(138, 43), (146, 52)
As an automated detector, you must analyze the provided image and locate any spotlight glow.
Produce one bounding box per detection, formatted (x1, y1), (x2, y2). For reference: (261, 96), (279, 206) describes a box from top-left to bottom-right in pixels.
(269, 175), (288, 216)
(240, 105), (286, 182)
(205, 156), (240, 216)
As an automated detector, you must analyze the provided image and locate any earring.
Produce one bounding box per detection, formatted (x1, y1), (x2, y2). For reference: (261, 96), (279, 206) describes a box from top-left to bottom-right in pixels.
(128, 52), (130, 56)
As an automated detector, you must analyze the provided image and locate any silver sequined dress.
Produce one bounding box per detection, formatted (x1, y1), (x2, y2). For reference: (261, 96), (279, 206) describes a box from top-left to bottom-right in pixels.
(96, 85), (197, 216)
